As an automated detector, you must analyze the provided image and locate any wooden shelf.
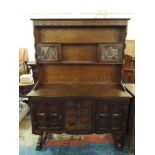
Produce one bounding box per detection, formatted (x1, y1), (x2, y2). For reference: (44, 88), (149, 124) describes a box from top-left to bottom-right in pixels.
(27, 83), (131, 98)
(37, 61), (123, 65)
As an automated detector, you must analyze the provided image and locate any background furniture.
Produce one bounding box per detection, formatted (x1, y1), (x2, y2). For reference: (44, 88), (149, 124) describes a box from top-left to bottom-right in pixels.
(123, 54), (135, 83)
(27, 19), (131, 150)
(19, 98), (29, 123)
(26, 61), (37, 83)
(125, 84), (135, 154)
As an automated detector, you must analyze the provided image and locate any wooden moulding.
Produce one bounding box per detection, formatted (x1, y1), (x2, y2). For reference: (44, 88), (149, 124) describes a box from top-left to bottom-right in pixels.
(32, 18), (129, 27)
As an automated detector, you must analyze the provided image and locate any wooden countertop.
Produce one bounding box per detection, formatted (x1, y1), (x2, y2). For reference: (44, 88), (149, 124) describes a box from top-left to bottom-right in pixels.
(27, 83), (131, 98)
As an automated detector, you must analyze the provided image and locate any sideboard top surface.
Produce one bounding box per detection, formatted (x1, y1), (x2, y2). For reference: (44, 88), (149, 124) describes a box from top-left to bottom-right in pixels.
(27, 83), (131, 98)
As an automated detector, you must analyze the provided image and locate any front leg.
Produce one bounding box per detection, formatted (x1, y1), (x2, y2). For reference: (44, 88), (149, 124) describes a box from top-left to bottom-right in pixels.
(36, 132), (47, 150)
(112, 132), (125, 151)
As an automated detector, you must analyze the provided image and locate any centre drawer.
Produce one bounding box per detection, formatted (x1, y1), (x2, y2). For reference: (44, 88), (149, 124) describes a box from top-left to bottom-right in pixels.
(65, 107), (92, 117)
(65, 100), (92, 108)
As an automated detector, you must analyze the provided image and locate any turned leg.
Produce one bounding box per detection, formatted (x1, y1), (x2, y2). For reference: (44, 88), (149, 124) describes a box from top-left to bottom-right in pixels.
(112, 132), (125, 151)
(36, 132), (47, 150)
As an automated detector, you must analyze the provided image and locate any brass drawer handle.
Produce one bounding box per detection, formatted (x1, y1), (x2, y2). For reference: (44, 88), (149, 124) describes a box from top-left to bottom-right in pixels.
(76, 103), (81, 108)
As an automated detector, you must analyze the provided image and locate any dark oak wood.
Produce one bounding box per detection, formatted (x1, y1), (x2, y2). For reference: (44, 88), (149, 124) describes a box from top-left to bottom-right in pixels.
(27, 18), (131, 150)
(36, 65), (122, 83)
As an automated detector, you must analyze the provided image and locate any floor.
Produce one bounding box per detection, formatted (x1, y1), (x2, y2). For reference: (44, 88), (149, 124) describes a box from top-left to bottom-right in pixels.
(19, 114), (115, 146)
(19, 114), (132, 155)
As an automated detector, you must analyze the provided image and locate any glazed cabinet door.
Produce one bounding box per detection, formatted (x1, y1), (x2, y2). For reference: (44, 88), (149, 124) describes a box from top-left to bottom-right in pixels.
(36, 44), (61, 63)
(30, 98), (64, 133)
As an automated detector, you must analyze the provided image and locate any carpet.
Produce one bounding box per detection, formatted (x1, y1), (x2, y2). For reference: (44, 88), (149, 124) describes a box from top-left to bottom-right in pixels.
(19, 115), (129, 155)
(19, 134), (128, 155)
(20, 144), (128, 155)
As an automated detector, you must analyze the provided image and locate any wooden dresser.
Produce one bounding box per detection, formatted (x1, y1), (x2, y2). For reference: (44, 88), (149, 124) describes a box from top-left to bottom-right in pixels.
(27, 19), (131, 150)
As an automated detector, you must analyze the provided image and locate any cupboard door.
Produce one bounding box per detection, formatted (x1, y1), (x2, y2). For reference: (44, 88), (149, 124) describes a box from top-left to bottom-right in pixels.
(95, 100), (128, 132)
(32, 99), (64, 131)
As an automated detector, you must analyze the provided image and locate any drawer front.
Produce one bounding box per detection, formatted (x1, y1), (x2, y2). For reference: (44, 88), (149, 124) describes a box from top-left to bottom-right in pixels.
(34, 100), (62, 113)
(97, 102), (109, 114)
(65, 115), (92, 131)
(35, 113), (63, 128)
(65, 100), (92, 108)
(111, 103), (123, 114)
(64, 100), (93, 131)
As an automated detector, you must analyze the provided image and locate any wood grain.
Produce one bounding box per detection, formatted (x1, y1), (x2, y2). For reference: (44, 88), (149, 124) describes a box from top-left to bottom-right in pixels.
(37, 65), (122, 83)
(34, 27), (126, 43)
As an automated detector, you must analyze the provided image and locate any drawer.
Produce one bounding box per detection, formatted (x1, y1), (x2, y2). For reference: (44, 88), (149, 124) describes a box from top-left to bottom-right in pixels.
(111, 103), (123, 114)
(34, 100), (62, 113)
(36, 113), (46, 122)
(97, 102), (109, 114)
(65, 107), (92, 117)
(96, 100), (127, 114)
(46, 121), (60, 127)
(65, 100), (92, 108)
(36, 113), (62, 127)
(46, 113), (60, 120)
(36, 113), (46, 127)
(65, 115), (92, 130)
(65, 115), (92, 123)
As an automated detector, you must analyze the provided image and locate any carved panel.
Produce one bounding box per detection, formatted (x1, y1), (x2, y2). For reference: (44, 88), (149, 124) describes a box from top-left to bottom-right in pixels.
(36, 44), (61, 63)
(98, 44), (124, 63)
